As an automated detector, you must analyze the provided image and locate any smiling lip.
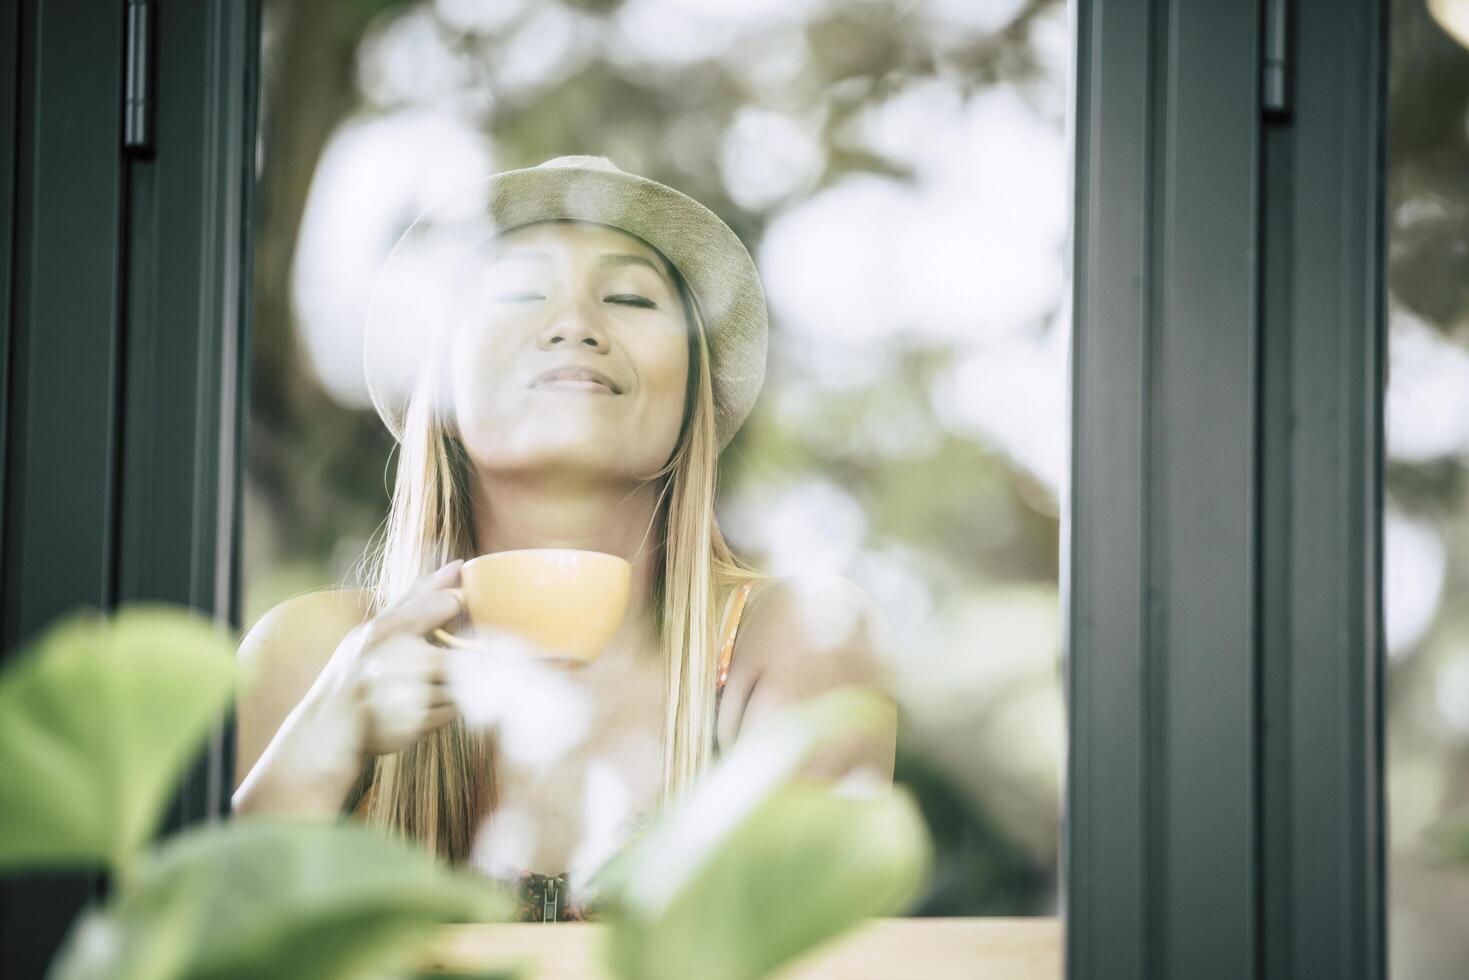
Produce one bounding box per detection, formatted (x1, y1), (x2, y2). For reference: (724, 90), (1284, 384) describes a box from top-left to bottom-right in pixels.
(531, 367), (622, 394)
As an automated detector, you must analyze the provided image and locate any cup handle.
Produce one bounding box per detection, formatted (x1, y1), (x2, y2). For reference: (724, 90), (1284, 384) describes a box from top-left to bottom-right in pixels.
(432, 627), (475, 649)
(430, 628), (589, 669)
(431, 588), (470, 647)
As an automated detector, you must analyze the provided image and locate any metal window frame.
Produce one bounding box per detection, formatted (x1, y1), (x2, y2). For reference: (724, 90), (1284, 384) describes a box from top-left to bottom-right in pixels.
(0, 0), (258, 973)
(1064, 0), (1387, 977)
(0, 1), (129, 971)
(114, 0), (258, 835)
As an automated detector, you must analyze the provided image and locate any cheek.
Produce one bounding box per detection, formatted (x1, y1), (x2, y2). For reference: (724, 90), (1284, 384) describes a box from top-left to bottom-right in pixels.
(636, 333), (690, 421)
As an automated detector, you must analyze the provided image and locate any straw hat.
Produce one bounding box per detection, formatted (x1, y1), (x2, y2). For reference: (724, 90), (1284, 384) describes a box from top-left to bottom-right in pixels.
(362, 155), (768, 451)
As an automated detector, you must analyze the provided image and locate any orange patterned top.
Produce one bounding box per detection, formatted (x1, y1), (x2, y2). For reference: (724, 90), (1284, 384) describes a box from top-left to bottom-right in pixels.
(714, 579), (757, 710)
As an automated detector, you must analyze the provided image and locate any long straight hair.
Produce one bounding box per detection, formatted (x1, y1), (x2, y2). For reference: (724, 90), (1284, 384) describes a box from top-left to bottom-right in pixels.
(343, 238), (765, 865)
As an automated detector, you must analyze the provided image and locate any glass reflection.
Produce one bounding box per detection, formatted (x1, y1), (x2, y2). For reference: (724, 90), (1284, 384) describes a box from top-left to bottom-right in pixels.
(239, 0), (1071, 927)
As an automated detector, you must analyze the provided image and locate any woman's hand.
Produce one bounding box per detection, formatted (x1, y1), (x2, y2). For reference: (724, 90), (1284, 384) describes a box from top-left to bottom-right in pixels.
(232, 560), (468, 818)
(315, 559), (467, 760)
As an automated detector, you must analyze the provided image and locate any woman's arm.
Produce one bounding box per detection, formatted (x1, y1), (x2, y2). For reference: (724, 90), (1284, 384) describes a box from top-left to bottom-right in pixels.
(233, 562), (468, 819)
(717, 573), (898, 784)
(231, 590), (373, 818)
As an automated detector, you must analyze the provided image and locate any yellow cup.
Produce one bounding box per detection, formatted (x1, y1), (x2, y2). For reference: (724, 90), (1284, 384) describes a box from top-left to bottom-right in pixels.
(432, 548), (632, 663)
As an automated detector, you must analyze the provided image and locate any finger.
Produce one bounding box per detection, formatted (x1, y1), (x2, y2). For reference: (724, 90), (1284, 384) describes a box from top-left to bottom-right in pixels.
(382, 560), (465, 614)
(368, 679), (444, 726)
(372, 589), (465, 639)
(365, 643), (448, 684)
(422, 648), (448, 685)
(370, 634), (446, 667)
(367, 662), (448, 694)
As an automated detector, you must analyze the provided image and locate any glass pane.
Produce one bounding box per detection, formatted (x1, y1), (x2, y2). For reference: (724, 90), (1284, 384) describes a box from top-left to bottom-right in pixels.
(239, 0), (1073, 949)
(1386, 0), (1469, 974)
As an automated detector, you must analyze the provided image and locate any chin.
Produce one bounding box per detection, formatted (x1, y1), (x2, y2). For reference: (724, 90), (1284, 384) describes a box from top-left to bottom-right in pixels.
(488, 442), (629, 475)
(461, 421), (678, 476)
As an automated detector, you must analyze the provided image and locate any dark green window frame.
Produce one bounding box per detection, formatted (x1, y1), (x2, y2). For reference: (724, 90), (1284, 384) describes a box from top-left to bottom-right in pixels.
(0, 1), (257, 973)
(1067, 1), (1387, 978)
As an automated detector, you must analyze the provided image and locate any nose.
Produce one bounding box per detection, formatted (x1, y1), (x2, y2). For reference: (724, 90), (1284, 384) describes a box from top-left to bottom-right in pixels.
(536, 296), (609, 353)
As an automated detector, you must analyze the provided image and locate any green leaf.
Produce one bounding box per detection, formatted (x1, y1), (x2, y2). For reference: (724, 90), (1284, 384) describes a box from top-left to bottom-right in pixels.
(0, 603), (238, 876)
(589, 686), (933, 980)
(600, 784), (931, 980)
(49, 818), (517, 980)
(588, 685), (899, 907)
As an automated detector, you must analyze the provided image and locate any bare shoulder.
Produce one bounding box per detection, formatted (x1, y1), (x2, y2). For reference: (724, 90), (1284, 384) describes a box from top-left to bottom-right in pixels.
(240, 587), (375, 640)
(715, 572), (895, 756)
(740, 572), (891, 685)
(237, 588), (374, 681)
(233, 588), (374, 788)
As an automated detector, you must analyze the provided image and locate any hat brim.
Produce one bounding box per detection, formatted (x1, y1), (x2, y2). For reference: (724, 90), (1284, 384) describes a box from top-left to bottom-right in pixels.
(363, 161), (767, 451)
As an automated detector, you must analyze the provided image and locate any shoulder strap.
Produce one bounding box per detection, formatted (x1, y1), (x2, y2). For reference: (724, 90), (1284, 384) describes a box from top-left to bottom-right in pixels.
(716, 580), (758, 691)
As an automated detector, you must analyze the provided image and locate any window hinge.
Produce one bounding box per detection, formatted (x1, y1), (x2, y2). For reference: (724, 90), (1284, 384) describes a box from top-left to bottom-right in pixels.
(1262, 0), (1292, 118)
(124, 0), (156, 155)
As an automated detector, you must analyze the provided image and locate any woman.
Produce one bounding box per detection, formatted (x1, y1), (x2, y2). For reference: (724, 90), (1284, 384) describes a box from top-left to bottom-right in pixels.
(231, 156), (897, 921)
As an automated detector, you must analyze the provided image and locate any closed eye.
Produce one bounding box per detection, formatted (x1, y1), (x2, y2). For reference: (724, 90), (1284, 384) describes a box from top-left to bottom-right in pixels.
(606, 294), (658, 309)
(493, 291), (545, 302)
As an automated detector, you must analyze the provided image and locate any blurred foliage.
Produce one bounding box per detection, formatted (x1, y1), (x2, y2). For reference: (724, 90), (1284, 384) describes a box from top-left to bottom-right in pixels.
(1386, 0), (1469, 975)
(1390, 0), (1469, 339)
(0, 606), (932, 979)
(893, 739), (1049, 915)
(602, 783), (929, 980)
(0, 604), (513, 980)
(590, 686), (932, 980)
(1430, 806), (1469, 865)
(1385, 459), (1467, 521)
(0, 607), (237, 880)
(49, 821), (516, 980)
(1387, 0), (1469, 830)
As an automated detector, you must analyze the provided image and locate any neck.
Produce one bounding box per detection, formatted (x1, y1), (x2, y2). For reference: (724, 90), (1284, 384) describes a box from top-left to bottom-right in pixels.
(469, 465), (667, 664)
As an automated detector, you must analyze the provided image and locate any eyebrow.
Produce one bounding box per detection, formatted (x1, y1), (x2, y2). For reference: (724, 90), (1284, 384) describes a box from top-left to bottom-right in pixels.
(487, 249), (671, 288)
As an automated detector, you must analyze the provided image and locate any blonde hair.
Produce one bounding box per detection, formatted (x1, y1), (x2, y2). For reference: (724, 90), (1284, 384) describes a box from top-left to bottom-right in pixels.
(343, 232), (766, 865)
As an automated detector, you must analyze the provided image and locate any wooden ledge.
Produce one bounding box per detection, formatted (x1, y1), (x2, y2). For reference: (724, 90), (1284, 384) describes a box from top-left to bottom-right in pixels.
(419, 916), (1061, 979)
